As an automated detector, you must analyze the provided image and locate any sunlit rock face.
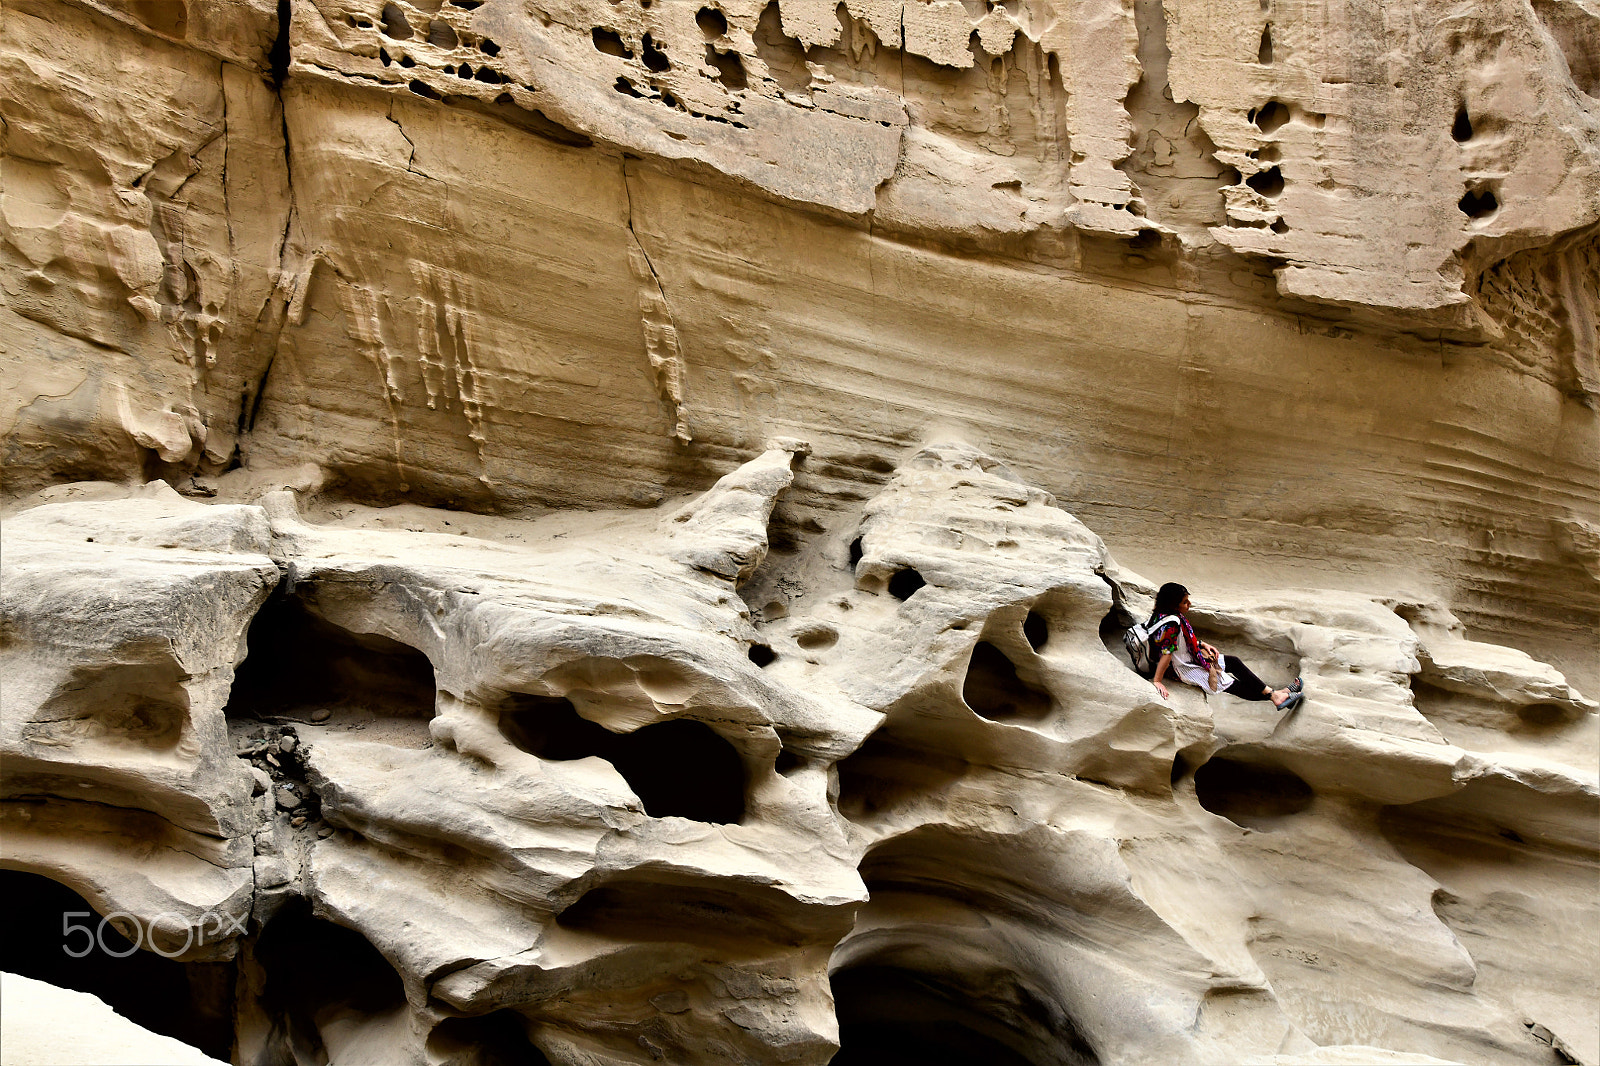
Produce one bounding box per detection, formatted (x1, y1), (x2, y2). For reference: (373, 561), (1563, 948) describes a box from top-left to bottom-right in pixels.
(1, 0), (1597, 1064)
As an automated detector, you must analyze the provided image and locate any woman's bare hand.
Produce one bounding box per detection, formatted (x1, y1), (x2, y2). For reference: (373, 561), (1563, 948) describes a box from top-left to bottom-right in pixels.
(1154, 681), (1169, 699)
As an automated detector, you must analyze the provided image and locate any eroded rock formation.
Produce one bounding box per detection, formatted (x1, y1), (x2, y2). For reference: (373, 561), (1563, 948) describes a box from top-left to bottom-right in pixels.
(2, 0), (1598, 1063)
(2, 444), (1596, 1064)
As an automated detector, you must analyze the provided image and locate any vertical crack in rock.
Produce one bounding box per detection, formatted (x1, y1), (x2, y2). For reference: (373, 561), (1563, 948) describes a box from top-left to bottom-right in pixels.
(622, 160), (690, 444)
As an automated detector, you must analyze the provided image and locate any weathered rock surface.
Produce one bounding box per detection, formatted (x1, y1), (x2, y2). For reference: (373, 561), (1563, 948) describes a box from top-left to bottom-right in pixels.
(2, 445), (1595, 1064)
(2, 0), (1597, 1062)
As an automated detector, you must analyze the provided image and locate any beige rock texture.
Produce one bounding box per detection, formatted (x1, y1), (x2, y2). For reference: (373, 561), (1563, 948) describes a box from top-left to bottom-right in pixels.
(1, 0), (1597, 1064)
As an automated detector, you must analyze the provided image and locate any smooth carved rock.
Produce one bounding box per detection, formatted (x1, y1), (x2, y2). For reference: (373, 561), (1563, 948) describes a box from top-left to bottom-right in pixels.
(2, 445), (1595, 1064)
(1, 0), (1598, 1062)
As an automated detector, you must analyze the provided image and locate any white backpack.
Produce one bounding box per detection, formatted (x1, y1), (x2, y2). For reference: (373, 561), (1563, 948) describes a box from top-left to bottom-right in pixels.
(1123, 615), (1179, 678)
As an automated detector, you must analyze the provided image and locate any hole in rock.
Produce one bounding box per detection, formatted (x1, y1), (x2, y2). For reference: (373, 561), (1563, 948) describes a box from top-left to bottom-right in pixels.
(379, 46), (392, 64)
(749, 643), (777, 667)
(1246, 166), (1284, 197)
(451, 0), (483, 6)
(429, 18), (458, 48)
(29, 660), (189, 751)
(0, 871), (235, 1061)
(1023, 611), (1049, 651)
(1258, 24), (1273, 63)
(887, 568), (927, 601)
(848, 536), (864, 568)
(253, 901), (406, 1062)
(400, 53), (415, 66)
(614, 76), (645, 97)
(428, 1011), (552, 1066)
(1270, 218), (1290, 233)
(641, 32), (670, 71)
(457, 61), (473, 78)
(1253, 100), (1289, 133)
(697, 6), (728, 38)
(836, 729), (966, 820)
(754, 0), (811, 92)
(499, 695), (745, 823)
(380, 2), (413, 39)
(557, 877), (813, 949)
(1516, 702), (1574, 730)
(963, 642), (1052, 722)
(831, 963), (1099, 1066)
(1459, 185), (1498, 218)
(476, 65), (504, 83)
(227, 596), (436, 723)
(1194, 755), (1313, 828)
(409, 78), (441, 98)
(795, 625), (839, 651)
(1452, 106), (1473, 142)
(706, 46), (748, 90)
(270, 0), (291, 86)
(592, 27), (632, 58)
(775, 749), (803, 775)
(480, 37), (499, 55)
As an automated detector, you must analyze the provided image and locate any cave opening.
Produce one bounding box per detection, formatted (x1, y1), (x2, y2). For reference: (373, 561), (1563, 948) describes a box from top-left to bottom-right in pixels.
(1246, 165), (1284, 197)
(499, 694), (746, 823)
(749, 643), (778, 667)
(887, 568), (927, 600)
(1459, 185), (1498, 218)
(829, 963), (1099, 1066)
(225, 594), (437, 722)
(1023, 611), (1049, 651)
(1452, 106), (1473, 142)
(428, 1010), (553, 1066)
(1252, 100), (1289, 133)
(0, 870), (235, 1060)
(252, 901), (407, 1063)
(1193, 755), (1313, 828)
(962, 642), (1052, 722)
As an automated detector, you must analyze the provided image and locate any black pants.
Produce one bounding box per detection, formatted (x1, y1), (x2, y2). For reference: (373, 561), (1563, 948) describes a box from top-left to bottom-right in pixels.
(1221, 655), (1273, 701)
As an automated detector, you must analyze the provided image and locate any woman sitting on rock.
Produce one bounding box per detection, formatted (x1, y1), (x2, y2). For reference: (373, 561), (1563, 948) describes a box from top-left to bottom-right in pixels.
(1149, 583), (1302, 710)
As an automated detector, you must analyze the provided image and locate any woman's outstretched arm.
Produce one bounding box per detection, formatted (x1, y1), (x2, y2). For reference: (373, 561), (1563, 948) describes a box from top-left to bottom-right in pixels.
(1153, 652), (1173, 699)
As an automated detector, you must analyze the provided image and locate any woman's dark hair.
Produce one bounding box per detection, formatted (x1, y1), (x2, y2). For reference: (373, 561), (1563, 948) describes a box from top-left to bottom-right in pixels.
(1153, 583), (1188, 618)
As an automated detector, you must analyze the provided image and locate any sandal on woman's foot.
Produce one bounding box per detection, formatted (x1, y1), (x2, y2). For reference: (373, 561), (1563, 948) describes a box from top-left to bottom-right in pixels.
(1289, 677), (1303, 693)
(1278, 692), (1304, 712)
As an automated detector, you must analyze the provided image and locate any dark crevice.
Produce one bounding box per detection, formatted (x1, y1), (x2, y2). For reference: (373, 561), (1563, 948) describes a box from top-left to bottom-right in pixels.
(749, 643), (777, 667)
(962, 642), (1051, 722)
(1460, 185), (1498, 219)
(556, 877), (815, 949)
(887, 568), (926, 600)
(499, 695), (745, 823)
(1193, 754), (1313, 828)
(226, 594), (437, 721)
(831, 963), (1099, 1066)
(250, 901), (406, 1065)
(428, 1012), (553, 1066)
(0, 871), (236, 1061)
(269, 0), (291, 88)
(1252, 100), (1289, 133)
(1023, 611), (1049, 651)
(1452, 106), (1473, 142)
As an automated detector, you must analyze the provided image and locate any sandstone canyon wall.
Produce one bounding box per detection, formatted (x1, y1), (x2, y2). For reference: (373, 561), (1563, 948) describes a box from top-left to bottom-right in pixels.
(1, 1), (1597, 1064)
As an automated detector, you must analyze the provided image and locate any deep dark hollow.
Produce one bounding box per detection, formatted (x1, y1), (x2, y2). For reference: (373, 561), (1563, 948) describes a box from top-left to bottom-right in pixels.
(697, 6), (728, 37)
(1452, 106), (1473, 142)
(848, 536), (864, 567)
(226, 594), (437, 720)
(253, 901), (406, 1059)
(1246, 165), (1285, 197)
(500, 695), (746, 823)
(830, 964), (1099, 1066)
(963, 641), (1052, 721)
(749, 643), (778, 667)
(0, 871), (235, 1061)
(887, 568), (927, 600)
(1023, 611), (1049, 651)
(428, 1011), (552, 1066)
(1193, 756), (1314, 828)
(1253, 100), (1290, 133)
(1459, 185), (1498, 218)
